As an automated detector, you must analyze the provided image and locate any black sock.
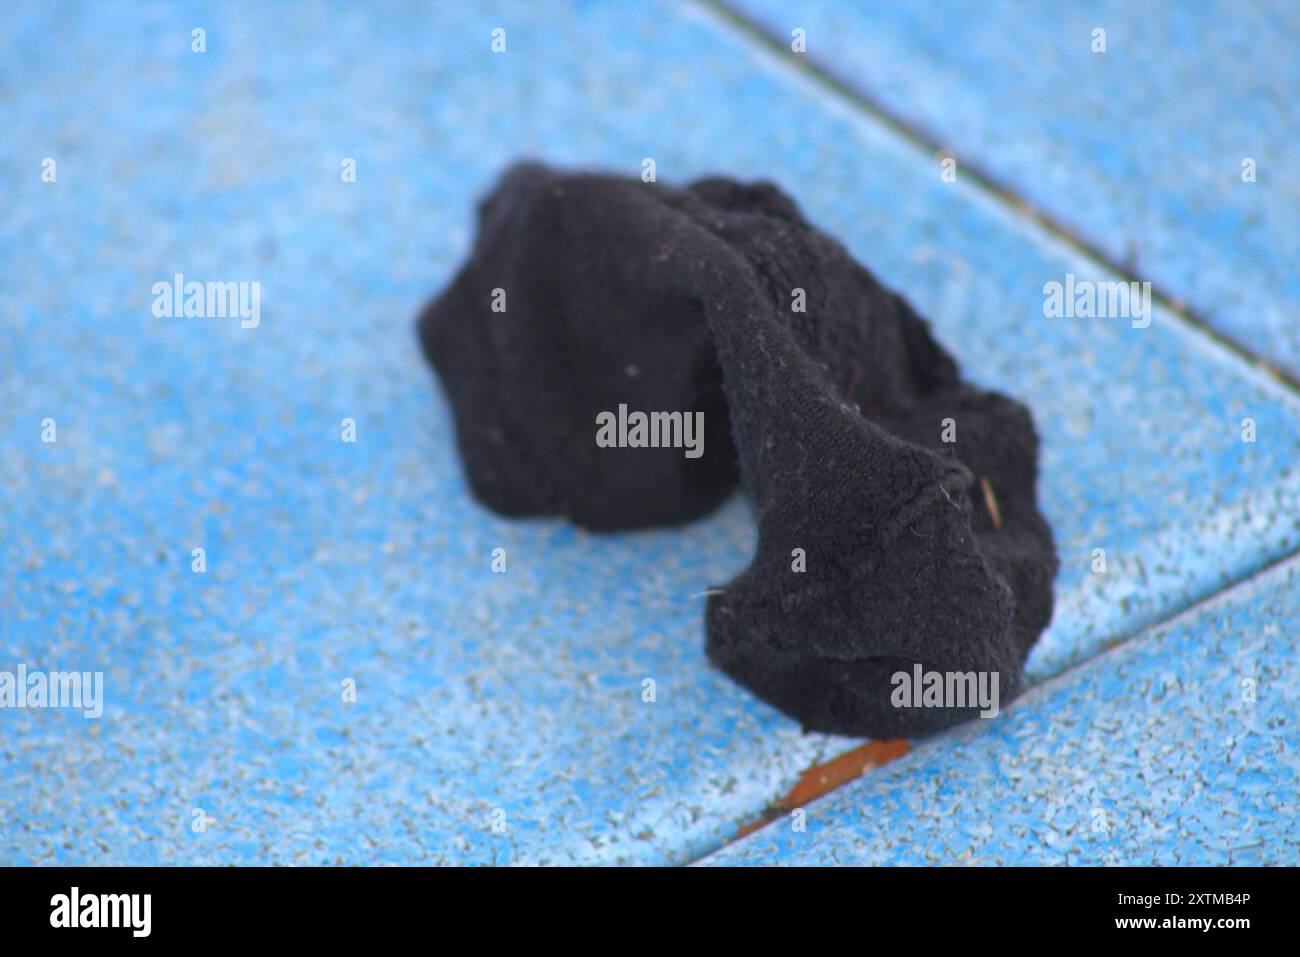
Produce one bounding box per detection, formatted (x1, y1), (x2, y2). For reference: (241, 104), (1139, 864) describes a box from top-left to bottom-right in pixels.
(418, 161), (1058, 737)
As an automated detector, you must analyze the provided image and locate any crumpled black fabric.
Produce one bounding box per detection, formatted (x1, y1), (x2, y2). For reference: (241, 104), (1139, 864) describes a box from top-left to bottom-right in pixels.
(418, 161), (1058, 738)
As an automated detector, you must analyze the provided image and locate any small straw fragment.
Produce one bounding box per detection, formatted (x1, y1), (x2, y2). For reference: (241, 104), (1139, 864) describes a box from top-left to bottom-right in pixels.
(980, 476), (1002, 530)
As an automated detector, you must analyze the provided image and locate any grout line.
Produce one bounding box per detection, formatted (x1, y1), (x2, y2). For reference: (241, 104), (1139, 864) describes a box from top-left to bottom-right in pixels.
(681, 0), (1300, 865)
(696, 540), (1300, 863)
(695, 0), (1300, 397)
(1040, 542), (1300, 684)
(692, 0), (1300, 706)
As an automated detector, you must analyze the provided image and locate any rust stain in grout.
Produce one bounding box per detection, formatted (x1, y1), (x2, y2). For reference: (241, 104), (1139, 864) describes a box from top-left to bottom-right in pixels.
(734, 738), (910, 839)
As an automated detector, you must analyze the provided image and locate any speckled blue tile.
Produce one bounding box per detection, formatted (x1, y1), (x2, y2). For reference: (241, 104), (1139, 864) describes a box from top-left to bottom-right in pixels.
(2, 0), (1300, 865)
(730, 0), (1300, 376)
(700, 553), (1300, 866)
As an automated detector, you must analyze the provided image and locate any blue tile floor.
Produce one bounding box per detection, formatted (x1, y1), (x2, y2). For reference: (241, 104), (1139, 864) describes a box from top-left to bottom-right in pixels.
(1, 0), (1296, 864)
(732, 0), (1300, 379)
(702, 553), (1300, 866)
